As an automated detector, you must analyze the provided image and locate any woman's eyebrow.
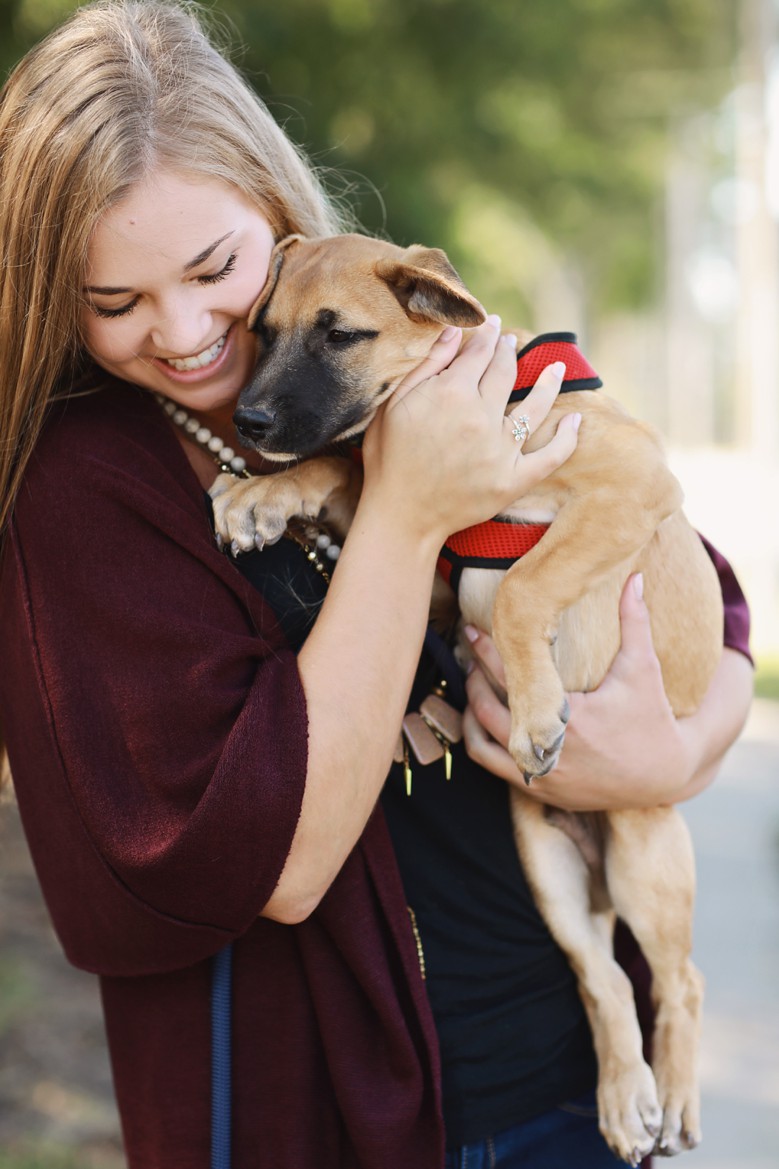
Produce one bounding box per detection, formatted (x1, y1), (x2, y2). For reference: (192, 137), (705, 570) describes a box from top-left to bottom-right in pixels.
(84, 231), (236, 294)
(183, 230), (235, 272)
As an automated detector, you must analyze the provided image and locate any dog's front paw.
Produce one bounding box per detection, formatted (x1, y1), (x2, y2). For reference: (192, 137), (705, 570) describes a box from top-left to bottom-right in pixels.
(598, 1063), (663, 1167)
(209, 473), (292, 554)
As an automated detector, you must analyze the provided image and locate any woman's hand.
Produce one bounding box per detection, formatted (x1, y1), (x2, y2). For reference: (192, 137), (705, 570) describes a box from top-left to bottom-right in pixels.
(359, 316), (581, 550)
(463, 574), (753, 810)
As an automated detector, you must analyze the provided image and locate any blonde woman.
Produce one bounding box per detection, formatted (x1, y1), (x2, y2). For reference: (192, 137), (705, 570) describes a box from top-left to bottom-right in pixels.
(0, 4), (752, 1167)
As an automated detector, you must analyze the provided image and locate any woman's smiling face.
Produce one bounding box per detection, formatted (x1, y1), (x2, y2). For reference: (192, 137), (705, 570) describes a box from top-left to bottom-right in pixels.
(81, 169), (275, 415)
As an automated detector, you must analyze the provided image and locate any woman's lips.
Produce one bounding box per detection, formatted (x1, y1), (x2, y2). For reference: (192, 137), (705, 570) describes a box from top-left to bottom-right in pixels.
(152, 325), (236, 384)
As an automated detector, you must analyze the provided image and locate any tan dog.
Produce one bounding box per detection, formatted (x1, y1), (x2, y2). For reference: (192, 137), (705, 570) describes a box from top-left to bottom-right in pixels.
(210, 234), (723, 1164)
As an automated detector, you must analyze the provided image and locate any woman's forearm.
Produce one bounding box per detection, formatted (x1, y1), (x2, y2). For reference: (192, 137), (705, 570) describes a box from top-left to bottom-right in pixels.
(673, 646), (754, 803)
(263, 505), (440, 924)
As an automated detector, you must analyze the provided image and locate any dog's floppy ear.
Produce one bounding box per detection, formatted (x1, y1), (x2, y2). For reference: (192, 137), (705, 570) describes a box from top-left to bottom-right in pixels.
(247, 234), (303, 329)
(375, 245), (486, 328)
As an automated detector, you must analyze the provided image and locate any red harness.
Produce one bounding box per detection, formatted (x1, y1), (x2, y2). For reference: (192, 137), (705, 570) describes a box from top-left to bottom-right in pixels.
(436, 332), (601, 592)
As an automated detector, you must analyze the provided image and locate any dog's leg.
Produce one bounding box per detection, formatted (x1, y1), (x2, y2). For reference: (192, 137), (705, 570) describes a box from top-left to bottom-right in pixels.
(511, 794), (662, 1165)
(605, 807), (703, 1157)
(209, 456), (361, 553)
(492, 445), (683, 779)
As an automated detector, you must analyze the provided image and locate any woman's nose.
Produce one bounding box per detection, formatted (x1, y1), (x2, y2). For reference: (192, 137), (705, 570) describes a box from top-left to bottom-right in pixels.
(150, 297), (211, 356)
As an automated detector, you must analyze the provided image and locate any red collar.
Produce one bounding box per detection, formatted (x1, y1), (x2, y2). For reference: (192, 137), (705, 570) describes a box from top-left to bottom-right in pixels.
(437, 333), (600, 591)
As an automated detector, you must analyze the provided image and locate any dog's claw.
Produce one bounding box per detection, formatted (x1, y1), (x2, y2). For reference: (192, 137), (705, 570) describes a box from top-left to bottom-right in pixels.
(523, 772), (533, 786)
(215, 533), (223, 550)
(254, 533), (265, 551)
(230, 539), (240, 557)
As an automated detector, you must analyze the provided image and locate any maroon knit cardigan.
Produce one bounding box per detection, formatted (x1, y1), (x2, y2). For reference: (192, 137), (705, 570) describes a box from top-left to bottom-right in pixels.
(0, 383), (751, 1168)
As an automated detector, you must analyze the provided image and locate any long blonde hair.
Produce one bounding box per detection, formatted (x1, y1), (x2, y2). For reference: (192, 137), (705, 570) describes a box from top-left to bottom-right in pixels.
(0, 0), (348, 786)
(0, 0), (345, 538)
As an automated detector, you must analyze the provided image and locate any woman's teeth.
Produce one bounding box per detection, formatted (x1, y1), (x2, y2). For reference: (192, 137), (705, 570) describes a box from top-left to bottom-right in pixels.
(164, 333), (227, 371)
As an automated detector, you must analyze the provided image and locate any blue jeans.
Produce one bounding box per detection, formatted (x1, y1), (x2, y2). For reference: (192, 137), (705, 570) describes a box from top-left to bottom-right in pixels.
(444, 1093), (623, 1168)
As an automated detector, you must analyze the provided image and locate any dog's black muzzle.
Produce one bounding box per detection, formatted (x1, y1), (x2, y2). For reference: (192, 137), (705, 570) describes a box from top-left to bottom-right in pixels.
(234, 342), (372, 457)
(233, 405), (278, 447)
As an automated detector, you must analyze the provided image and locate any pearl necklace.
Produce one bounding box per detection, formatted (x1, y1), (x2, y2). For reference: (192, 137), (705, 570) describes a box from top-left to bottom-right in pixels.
(156, 393), (342, 579)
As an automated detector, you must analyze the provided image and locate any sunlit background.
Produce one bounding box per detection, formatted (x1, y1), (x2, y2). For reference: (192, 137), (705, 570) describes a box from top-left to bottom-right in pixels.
(4, 0), (775, 668)
(0, 2), (778, 1167)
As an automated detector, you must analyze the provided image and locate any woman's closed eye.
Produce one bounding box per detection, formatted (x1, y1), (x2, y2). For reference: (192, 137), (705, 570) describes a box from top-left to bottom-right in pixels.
(91, 298), (139, 320)
(88, 251), (239, 319)
(197, 250), (237, 285)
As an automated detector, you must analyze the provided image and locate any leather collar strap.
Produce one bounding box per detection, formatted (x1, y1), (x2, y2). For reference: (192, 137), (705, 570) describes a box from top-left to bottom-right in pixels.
(437, 332), (601, 592)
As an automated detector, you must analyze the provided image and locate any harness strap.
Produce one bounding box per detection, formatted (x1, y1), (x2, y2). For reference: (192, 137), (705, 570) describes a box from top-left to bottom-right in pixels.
(437, 519), (550, 593)
(509, 332), (602, 403)
(438, 332), (600, 590)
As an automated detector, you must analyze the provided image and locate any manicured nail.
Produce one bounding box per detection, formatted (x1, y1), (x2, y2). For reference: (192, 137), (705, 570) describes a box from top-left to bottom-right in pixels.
(486, 314), (501, 330)
(464, 624), (479, 643)
(633, 572), (644, 600)
(571, 412), (582, 431)
(549, 361), (566, 378)
(439, 325), (459, 342)
(503, 333), (518, 349)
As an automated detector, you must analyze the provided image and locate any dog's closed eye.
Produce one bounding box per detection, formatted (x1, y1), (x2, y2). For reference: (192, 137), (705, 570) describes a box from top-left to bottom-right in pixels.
(325, 327), (379, 346)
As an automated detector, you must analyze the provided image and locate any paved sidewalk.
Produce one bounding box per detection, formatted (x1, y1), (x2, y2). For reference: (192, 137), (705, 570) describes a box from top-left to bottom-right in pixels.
(681, 698), (779, 1169)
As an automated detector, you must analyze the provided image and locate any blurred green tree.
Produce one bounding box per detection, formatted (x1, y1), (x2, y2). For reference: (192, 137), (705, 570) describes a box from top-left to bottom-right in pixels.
(1, 0), (738, 318)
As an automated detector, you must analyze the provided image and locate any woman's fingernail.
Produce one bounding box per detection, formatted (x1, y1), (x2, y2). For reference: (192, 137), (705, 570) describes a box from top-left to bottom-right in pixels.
(633, 572), (644, 600)
(570, 412), (582, 431)
(486, 314), (501, 330)
(549, 361), (566, 378)
(464, 624), (479, 643)
(502, 333), (518, 349)
(439, 325), (459, 342)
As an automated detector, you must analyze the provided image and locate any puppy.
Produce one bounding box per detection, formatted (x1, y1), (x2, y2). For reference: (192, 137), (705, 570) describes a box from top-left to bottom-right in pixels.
(210, 233), (723, 1164)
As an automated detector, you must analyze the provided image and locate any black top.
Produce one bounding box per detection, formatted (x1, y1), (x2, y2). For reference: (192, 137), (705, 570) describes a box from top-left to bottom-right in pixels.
(228, 523), (596, 1149)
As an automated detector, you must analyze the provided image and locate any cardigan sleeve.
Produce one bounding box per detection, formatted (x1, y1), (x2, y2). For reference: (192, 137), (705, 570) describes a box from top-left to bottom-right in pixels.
(701, 534), (753, 663)
(0, 389), (309, 975)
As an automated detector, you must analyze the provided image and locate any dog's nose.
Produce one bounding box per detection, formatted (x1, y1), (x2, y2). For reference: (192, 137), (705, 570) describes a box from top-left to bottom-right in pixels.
(233, 405), (276, 443)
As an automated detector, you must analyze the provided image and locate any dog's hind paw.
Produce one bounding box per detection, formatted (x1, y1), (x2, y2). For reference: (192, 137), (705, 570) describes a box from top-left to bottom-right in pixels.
(654, 1104), (701, 1157)
(509, 697), (570, 780)
(598, 1064), (663, 1166)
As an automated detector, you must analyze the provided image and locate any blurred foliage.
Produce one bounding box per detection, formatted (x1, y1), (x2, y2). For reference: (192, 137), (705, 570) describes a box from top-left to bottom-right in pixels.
(0, 958), (36, 1032)
(0, 1149), (123, 1169)
(1, 0), (739, 317)
(755, 656), (779, 701)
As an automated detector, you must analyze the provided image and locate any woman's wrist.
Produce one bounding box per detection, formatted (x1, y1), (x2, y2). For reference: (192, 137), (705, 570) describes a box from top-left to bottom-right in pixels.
(350, 484), (448, 568)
